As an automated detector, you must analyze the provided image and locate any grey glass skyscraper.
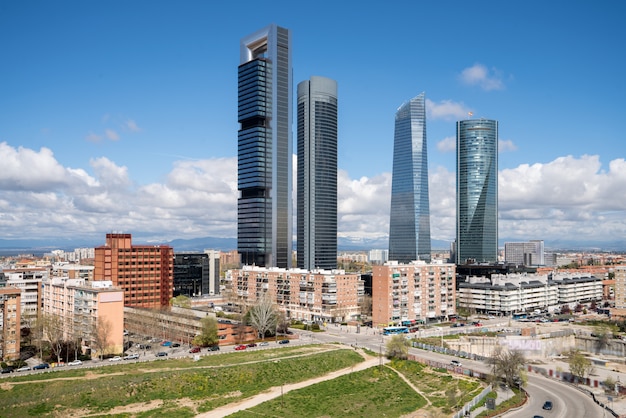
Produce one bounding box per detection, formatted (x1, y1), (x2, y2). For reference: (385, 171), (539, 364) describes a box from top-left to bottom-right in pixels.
(297, 76), (338, 270)
(388, 92), (431, 263)
(237, 24), (292, 268)
(456, 118), (498, 264)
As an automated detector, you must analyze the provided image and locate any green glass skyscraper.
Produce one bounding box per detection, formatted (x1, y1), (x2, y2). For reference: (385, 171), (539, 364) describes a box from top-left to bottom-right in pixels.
(456, 118), (498, 264)
(388, 92), (431, 263)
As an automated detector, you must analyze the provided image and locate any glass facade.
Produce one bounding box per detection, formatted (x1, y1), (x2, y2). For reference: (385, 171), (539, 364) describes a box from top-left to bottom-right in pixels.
(388, 92), (431, 263)
(297, 76), (338, 270)
(237, 25), (292, 268)
(456, 119), (498, 264)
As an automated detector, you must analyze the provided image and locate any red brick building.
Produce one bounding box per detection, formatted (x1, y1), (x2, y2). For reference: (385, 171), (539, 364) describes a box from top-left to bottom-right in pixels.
(94, 234), (173, 308)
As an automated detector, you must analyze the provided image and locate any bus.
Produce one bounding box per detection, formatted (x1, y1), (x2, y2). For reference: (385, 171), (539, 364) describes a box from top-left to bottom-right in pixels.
(383, 326), (409, 335)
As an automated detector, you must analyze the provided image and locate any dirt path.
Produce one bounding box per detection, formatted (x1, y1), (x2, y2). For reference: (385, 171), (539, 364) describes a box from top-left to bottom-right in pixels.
(196, 350), (386, 418)
(386, 365), (432, 407)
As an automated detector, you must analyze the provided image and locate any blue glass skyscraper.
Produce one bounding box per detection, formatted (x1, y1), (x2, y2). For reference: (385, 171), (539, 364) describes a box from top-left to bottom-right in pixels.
(297, 76), (338, 271)
(388, 92), (431, 263)
(456, 118), (498, 264)
(237, 25), (292, 268)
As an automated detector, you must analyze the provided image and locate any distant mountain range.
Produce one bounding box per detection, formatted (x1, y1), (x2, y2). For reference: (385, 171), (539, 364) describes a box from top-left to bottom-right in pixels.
(1, 236), (624, 256)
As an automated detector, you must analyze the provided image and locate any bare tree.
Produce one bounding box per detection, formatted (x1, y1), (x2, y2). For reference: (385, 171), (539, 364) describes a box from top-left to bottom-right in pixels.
(487, 346), (526, 388)
(42, 314), (65, 364)
(248, 293), (278, 341)
(91, 318), (112, 360)
(359, 295), (373, 320)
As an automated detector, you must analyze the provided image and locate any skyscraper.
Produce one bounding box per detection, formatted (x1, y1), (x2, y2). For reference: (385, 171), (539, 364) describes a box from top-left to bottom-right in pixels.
(237, 24), (292, 268)
(388, 92), (431, 263)
(297, 76), (338, 270)
(456, 118), (498, 264)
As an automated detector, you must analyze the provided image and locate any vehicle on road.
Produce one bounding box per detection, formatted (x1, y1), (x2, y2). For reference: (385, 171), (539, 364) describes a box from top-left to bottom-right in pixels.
(532, 415), (544, 418)
(450, 360), (462, 367)
(16, 366), (31, 372)
(259, 342), (269, 346)
(234, 344), (247, 350)
(68, 360), (83, 366)
(382, 326), (409, 335)
(278, 339), (290, 344)
(33, 363), (49, 370)
(247, 343), (257, 348)
(0, 367), (14, 374)
(207, 345), (220, 351)
(123, 353), (139, 360)
(108, 356), (122, 362)
(156, 352), (168, 357)
(189, 347), (201, 353)
(172, 343), (181, 347)
(542, 400), (553, 410)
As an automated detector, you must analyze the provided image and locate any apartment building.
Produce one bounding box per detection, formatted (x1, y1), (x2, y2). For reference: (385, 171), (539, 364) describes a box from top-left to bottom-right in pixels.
(43, 278), (124, 356)
(225, 266), (363, 323)
(372, 261), (456, 326)
(457, 273), (603, 315)
(51, 263), (95, 281)
(1, 267), (46, 320)
(94, 233), (174, 308)
(0, 287), (21, 361)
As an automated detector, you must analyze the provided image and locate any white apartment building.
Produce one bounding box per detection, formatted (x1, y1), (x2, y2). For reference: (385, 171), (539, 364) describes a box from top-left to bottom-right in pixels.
(457, 273), (603, 315)
(225, 266), (364, 323)
(2, 268), (46, 320)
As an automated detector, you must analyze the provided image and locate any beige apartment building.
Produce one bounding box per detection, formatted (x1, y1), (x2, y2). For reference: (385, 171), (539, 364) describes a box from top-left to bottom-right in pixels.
(372, 260), (456, 326)
(43, 278), (124, 356)
(226, 266), (364, 323)
(0, 287), (21, 361)
(612, 266), (626, 318)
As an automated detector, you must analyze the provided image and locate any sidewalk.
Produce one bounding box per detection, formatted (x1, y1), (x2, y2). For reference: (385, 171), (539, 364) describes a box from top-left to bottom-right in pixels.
(467, 385), (515, 418)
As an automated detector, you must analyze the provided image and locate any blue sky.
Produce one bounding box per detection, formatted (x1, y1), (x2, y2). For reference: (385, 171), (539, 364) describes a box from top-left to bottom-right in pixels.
(1, 1), (625, 248)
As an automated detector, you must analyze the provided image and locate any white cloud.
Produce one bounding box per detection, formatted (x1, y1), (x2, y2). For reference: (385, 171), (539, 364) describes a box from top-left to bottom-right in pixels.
(0, 141), (624, 247)
(459, 63), (505, 91)
(499, 139), (517, 152)
(426, 99), (472, 121)
(125, 119), (141, 132)
(105, 129), (120, 141)
(85, 132), (102, 142)
(437, 136), (456, 153)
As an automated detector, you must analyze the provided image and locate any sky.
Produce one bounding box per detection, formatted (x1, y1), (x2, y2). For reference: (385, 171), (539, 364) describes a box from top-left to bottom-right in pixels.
(1, 1), (625, 249)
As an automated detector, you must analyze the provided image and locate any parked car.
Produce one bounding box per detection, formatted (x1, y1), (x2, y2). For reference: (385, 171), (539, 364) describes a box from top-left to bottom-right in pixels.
(207, 345), (220, 351)
(160, 341), (172, 347)
(247, 343), (257, 348)
(16, 366), (31, 372)
(278, 339), (290, 344)
(234, 345), (247, 351)
(189, 347), (201, 353)
(542, 400), (553, 410)
(259, 342), (269, 346)
(172, 343), (181, 348)
(156, 352), (168, 357)
(68, 360), (83, 366)
(0, 367), (14, 374)
(123, 353), (140, 360)
(33, 363), (50, 370)
(108, 356), (122, 362)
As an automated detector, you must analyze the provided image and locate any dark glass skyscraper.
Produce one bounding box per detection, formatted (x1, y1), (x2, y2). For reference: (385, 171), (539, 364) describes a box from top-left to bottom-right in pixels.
(237, 24), (292, 268)
(297, 76), (338, 270)
(456, 118), (498, 264)
(388, 92), (431, 263)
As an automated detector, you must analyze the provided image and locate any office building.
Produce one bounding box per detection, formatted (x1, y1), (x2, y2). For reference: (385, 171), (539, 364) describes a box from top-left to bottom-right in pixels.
(456, 118), (498, 264)
(237, 24), (292, 268)
(372, 260), (456, 326)
(504, 240), (545, 266)
(94, 233), (174, 308)
(297, 76), (338, 270)
(225, 266), (363, 323)
(0, 287), (21, 361)
(173, 250), (220, 297)
(389, 92), (431, 263)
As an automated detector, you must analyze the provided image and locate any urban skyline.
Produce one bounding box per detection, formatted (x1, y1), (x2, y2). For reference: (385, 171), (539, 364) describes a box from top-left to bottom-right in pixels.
(0, 2), (624, 249)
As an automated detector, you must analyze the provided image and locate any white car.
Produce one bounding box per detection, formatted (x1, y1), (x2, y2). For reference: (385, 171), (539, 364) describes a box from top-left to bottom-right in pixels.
(68, 360), (83, 366)
(124, 353), (140, 360)
(108, 356), (122, 362)
(16, 366), (31, 372)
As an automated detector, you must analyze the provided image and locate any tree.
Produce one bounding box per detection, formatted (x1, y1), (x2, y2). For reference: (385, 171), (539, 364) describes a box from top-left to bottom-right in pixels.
(359, 295), (373, 320)
(170, 295), (192, 309)
(385, 335), (409, 360)
(488, 346), (526, 388)
(42, 314), (65, 364)
(192, 316), (219, 347)
(568, 349), (594, 382)
(248, 293), (279, 341)
(91, 318), (112, 360)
